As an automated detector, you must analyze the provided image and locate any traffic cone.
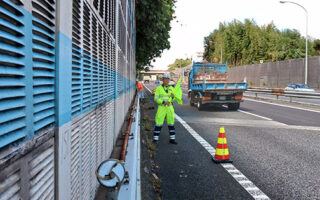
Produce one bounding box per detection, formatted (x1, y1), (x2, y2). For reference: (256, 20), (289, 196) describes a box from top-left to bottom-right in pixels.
(213, 127), (233, 163)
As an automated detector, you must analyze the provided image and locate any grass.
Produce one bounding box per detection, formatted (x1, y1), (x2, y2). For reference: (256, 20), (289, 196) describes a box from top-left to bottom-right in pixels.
(142, 116), (153, 131)
(146, 138), (156, 152)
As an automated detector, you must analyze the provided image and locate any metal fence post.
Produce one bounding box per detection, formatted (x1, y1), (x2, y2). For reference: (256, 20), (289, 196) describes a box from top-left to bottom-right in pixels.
(55, 0), (73, 199)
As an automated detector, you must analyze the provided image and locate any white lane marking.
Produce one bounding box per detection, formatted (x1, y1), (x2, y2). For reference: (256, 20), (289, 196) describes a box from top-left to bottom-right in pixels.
(222, 105), (273, 121)
(238, 110), (273, 121)
(245, 98), (320, 114)
(175, 114), (270, 200)
(143, 84), (152, 93)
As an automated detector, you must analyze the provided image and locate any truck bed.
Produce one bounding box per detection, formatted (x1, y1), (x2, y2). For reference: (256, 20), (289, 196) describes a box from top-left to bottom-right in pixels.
(190, 82), (247, 91)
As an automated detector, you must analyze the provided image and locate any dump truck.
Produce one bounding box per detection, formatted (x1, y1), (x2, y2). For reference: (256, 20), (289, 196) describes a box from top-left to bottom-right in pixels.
(188, 62), (247, 111)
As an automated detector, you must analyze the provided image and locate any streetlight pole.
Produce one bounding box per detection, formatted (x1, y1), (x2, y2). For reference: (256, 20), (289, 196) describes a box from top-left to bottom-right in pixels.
(280, 1), (308, 85)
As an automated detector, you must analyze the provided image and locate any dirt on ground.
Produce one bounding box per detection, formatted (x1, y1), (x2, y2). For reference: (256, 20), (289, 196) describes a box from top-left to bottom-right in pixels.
(140, 95), (162, 200)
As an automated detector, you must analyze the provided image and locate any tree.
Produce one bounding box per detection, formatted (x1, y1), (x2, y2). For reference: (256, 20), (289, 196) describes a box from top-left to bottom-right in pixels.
(313, 39), (320, 55)
(168, 58), (191, 71)
(136, 0), (176, 70)
(203, 19), (319, 67)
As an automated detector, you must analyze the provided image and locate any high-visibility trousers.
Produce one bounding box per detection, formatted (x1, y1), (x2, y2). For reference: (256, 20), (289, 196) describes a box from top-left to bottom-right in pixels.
(153, 104), (175, 141)
(155, 104), (175, 126)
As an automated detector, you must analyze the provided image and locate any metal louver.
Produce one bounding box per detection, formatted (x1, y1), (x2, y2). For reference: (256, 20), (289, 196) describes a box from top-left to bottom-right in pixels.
(31, 0), (56, 132)
(0, 0), (27, 148)
(0, 0), (56, 148)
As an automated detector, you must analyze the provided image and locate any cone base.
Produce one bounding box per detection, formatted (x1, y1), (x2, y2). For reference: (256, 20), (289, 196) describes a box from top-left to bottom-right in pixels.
(212, 157), (233, 164)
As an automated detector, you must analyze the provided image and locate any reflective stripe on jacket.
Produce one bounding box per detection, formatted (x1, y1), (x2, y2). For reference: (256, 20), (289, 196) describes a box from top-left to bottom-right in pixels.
(154, 85), (174, 105)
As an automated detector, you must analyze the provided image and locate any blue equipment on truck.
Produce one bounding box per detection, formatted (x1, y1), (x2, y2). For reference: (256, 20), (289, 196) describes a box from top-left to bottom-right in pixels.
(188, 62), (247, 110)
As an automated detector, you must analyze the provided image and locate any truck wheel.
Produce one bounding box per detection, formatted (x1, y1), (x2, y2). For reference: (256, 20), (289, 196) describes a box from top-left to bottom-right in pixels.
(197, 99), (204, 111)
(228, 103), (240, 111)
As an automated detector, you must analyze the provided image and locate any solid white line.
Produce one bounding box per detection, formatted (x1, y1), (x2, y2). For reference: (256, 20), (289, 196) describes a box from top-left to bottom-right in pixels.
(245, 98), (320, 114)
(175, 114), (270, 200)
(222, 105), (273, 121)
(238, 109), (273, 121)
(143, 84), (152, 93)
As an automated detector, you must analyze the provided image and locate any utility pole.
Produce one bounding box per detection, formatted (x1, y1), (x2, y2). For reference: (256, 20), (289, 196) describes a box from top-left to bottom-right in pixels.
(280, 1), (308, 85)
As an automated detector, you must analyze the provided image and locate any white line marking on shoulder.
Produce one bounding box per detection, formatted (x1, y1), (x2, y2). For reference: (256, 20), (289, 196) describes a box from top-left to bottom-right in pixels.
(175, 114), (270, 200)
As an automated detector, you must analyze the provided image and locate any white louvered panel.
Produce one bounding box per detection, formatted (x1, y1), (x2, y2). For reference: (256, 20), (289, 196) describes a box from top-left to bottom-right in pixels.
(106, 100), (115, 158)
(29, 145), (54, 200)
(90, 109), (99, 167)
(80, 116), (91, 200)
(70, 122), (81, 200)
(90, 109), (100, 191)
(101, 105), (107, 160)
(101, 103), (108, 159)
(0, 170), (20, 200)
(88, 111), (97, 196)
(97, 105), (103, 162)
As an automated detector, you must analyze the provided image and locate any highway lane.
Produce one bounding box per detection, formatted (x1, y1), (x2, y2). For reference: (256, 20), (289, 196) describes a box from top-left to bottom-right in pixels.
(240, 99), (320, 127)
(145, 84), (320, 200)
(181, 87), (320, 127)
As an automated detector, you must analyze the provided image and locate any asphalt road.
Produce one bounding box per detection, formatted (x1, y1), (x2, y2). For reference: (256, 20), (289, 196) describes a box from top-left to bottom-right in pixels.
(144, 84), (320, 200)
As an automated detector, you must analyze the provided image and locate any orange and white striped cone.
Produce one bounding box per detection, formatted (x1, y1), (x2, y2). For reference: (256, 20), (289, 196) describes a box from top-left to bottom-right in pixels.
(213, 127), (233, 163)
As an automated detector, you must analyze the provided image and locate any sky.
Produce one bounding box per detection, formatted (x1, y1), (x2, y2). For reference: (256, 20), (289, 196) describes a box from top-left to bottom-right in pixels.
(151, 0), (320, 70)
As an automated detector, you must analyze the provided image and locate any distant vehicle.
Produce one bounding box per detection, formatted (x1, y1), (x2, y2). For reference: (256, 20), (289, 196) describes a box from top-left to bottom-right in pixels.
(188, 62), (247, 111)
(155, 80), (160, 84)
(144, 80), (150, 84)
(285, 84), (315, 92)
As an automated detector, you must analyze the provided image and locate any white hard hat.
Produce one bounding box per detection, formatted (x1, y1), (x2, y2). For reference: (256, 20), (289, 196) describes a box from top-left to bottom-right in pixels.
(163, 73), (170, 79)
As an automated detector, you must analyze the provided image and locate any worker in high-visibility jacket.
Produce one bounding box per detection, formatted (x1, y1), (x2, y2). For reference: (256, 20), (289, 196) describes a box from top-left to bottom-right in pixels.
(136, 79), (144, 98)
(153, 73), (178, 144)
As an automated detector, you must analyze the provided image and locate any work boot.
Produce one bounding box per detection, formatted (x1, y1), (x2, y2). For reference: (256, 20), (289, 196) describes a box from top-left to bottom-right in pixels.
(169, 140), (178, 145)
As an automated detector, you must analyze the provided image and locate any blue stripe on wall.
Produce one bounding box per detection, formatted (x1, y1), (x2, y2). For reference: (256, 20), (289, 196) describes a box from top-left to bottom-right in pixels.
(0, 2), (136, 149)
(56, 32), (72, 126)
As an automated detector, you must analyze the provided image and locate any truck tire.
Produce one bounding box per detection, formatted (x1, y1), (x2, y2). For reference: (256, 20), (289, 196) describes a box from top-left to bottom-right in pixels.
(190, 100), (194, 106)
(189, 93), (194, 106)
(228, 103), (240, 111)
(197, 99), (204, 111)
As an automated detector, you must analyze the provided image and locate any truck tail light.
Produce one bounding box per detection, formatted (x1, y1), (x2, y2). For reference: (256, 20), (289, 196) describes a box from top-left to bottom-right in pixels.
(235, 95), (243, 100)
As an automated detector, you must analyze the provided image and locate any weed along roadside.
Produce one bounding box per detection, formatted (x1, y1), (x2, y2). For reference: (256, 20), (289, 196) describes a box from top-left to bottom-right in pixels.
(140, 96), (163, 199)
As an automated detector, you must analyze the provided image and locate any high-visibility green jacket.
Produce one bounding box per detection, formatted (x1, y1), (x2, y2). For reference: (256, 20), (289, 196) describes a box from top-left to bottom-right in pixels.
(154, 85), (175, 105)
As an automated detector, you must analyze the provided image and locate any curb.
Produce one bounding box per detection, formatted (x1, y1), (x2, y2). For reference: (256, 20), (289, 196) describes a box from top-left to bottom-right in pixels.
(118, 98), (141, 200)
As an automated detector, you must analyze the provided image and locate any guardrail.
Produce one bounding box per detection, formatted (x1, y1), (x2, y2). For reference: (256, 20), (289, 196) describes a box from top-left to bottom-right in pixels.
(246, 88), (320, 102)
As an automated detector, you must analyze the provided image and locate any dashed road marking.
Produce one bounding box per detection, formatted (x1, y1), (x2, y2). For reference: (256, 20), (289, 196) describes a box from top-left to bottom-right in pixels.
(175, 114), (270, 200)
(222, 105), (273, 121)
(238, 109), (273, 121)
